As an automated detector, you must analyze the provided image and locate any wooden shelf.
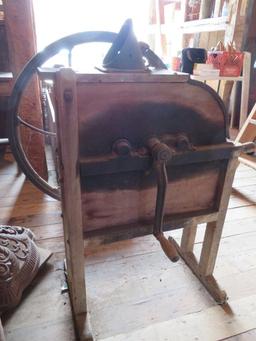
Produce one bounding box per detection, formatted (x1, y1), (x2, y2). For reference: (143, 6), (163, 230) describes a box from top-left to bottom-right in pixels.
(181, 16), (229, 34)
(191, 75), (243, 81)
(191, 52), (251, 130)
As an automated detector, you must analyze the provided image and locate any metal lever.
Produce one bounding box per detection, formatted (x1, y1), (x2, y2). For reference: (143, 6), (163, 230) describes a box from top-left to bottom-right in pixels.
(148, 138), (179, 262)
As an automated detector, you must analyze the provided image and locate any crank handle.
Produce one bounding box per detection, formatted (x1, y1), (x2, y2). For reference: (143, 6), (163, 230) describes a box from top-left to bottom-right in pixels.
(147, 138), (179, 263)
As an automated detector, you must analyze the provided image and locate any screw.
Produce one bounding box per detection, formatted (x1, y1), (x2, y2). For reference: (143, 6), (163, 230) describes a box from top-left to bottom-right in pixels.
(63, 89), (73, 102)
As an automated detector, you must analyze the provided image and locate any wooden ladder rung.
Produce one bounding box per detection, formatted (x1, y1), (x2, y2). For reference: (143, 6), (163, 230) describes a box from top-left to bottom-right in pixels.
(238, 153), (256, 170)
(235, 102), (256, 171)
(249, 119), (256, 126)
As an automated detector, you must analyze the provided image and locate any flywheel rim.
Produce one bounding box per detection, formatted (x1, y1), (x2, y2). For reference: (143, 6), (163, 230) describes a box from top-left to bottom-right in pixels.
(8, 31), (117, 200)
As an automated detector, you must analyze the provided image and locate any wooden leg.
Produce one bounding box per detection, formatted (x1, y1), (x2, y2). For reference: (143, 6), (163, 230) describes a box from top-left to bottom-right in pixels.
(55, 69), (94, 340)
(180, 223), (197, 253)
(199, 221), (223, 276)
(0, 319), (6, 341)
(169, 155), (239, 304)
(75, 313), (94, 341)
(169, 237), (227, 304)
(61, 179), (94, 339)
(199, 156), (239, 277)
(239, 52), (251, 129)
(63, 260), (93, 341)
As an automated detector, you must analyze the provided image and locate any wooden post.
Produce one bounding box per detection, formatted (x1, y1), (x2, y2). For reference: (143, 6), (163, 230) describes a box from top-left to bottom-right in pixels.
(239, 52), (251, 128)
(3, 0), (47, 179)
(235, 102), (256, 143)
(235, 102), (256, 170)
(180, 223), (197, 253)
(0, 319), (6, 341)
(199, 154), (239, 276)
(55, 68), (92, 341)
(199, 0), (212, 19)
(213, 0), (222, 17)
(170, 151), (241, 304)
(155, 0), (163, 57)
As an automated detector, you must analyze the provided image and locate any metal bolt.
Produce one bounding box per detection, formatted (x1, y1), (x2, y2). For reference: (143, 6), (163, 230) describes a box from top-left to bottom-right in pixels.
(112, 139), (132, 156)
(63, 89), (73, 102)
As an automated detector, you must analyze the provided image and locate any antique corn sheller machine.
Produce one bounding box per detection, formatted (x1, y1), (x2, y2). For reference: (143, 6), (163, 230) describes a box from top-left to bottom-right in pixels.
(8, 20), (254, 340)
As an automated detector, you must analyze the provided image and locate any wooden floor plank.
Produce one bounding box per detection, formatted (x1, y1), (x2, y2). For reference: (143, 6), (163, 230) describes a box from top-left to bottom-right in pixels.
(100, 294), (256, 341)
(7, 211), (62, 228)
(4, 319), (76, 341)
(83, 230), (256, 338)
(1, 157), (256, 341)
(221, 328), (256, 340)
(84, 218), (256, 266)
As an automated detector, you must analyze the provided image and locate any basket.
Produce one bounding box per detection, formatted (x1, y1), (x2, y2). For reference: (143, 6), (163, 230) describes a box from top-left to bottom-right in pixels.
(207, 51), (244, 77)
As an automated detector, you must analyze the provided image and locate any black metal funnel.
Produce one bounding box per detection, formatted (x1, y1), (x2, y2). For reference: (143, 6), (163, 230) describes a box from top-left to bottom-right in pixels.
(102, 19), (146, 72)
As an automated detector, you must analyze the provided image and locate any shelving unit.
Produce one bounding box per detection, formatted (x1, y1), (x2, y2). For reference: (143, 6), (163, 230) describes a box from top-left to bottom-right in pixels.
(191, 75), (242, 81)
(174, 1), (252, 130)
(179, 0), (229, 48)
(191, 51), (251, 129)
(180, 16), (229, 34)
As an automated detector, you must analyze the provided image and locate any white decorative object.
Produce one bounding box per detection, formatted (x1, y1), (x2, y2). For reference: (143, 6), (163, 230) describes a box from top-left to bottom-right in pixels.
(0, 225), (40, 311)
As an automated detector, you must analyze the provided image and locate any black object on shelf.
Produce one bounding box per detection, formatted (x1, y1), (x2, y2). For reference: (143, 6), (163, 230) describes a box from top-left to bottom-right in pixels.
(181, 48), (207, 74)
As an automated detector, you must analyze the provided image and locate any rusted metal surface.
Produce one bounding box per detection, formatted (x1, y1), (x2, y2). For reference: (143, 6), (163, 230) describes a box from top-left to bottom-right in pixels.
(147, 138), (179, 262)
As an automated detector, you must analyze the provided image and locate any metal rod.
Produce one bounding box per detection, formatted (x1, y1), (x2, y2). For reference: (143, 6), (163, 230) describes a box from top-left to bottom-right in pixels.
(147, 138), (179, 262)
(154, 161), (168, 235)
(217, 80), (221, 94)
(18, 116), (56, 136)
(68, 48), (73, 67)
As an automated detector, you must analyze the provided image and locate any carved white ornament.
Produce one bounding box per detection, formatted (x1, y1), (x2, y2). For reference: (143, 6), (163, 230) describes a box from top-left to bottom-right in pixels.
(0, 226), (40, 311)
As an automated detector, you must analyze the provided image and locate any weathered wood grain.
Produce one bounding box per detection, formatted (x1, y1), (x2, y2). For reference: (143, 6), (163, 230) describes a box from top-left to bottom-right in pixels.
(55, 68), (92, 340)
(101, 294), (256, 341)
(0, 156), (256, 340)
(82, 168), (219, 232)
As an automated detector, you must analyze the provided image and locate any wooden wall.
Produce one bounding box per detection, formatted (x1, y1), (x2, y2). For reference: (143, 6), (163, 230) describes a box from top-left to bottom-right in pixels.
(3, 0), (47, 179)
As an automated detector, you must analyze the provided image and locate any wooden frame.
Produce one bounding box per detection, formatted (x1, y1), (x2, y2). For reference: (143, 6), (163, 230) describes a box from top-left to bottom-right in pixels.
(0, 319), (5, 341)
(55, 69), (92, 340)
(235, 102), (256, 169)
(172, 152), (239, 303)
(55, 68), (251, 340)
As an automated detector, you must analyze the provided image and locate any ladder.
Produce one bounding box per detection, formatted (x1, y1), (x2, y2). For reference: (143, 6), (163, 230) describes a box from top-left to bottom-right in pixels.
(235, 102), (256, 169)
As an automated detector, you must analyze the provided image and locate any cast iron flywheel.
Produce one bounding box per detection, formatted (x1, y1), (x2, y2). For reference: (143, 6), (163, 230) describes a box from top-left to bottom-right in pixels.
(8, 30), (166, 200)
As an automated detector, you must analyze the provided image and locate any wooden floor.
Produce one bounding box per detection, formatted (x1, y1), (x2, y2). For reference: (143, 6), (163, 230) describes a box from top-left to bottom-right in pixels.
(1, 153), (256, 341)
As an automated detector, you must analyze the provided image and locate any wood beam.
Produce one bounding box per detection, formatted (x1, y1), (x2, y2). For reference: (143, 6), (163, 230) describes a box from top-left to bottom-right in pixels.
(3, 0), (47, 179)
